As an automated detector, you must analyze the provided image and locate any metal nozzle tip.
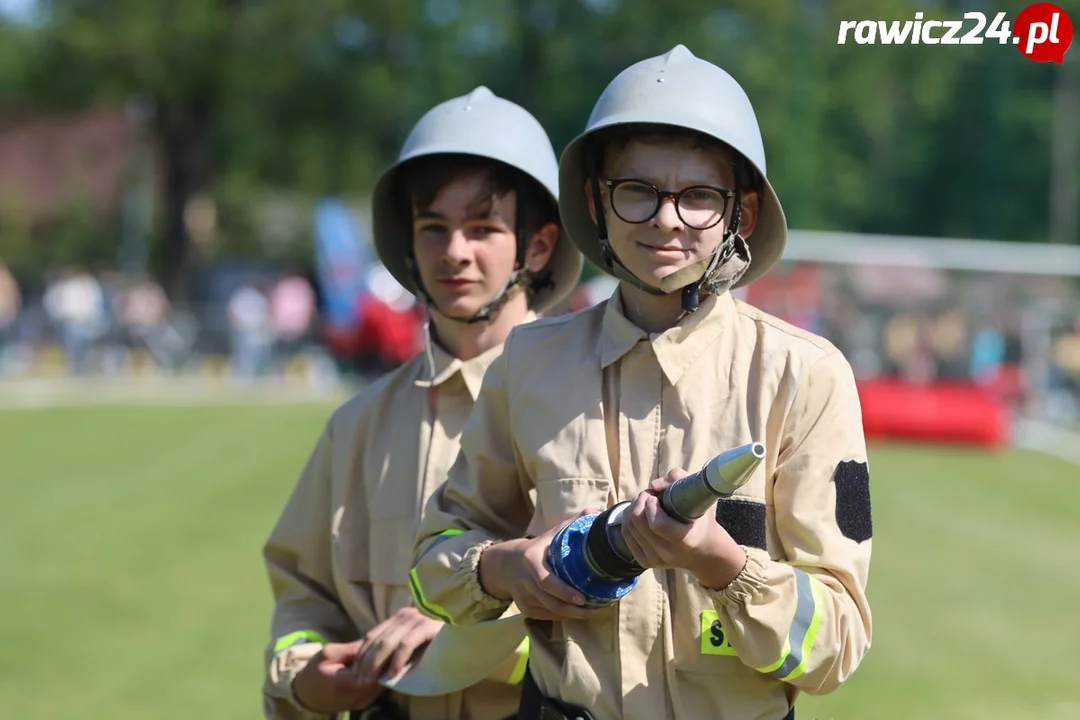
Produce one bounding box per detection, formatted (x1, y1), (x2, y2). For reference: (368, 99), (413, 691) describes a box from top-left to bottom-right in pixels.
(703, 441), (767, 497)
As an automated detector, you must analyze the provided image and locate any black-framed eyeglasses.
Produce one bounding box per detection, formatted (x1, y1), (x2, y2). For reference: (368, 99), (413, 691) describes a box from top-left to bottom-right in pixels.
(602, 178), (734, 231)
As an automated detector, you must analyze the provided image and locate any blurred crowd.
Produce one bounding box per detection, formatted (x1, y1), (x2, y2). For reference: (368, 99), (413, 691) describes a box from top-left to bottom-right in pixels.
(2, 257), (1079, 426)
(0, 257), (620, 386)
(745, 261), (1080, 426)
(0, 261), (323, 382)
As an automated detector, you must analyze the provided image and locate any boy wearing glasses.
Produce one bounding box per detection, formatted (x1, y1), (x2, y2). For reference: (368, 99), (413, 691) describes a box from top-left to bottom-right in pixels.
(410, 46), (873, 720)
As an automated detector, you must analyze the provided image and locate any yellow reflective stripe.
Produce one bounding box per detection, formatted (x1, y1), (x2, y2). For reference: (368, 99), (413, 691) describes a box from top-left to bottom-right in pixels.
(409, 567), (454, 624)
(408, 529), (467, 625)
(753, 568), (824, 681)
(779, 575), (827, 683)
(273, 630), (328, 654)
(507, 636), (530, 684)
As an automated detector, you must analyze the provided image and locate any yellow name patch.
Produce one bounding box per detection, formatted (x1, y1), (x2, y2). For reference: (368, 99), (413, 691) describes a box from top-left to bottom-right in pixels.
(700, 610), (739, 656)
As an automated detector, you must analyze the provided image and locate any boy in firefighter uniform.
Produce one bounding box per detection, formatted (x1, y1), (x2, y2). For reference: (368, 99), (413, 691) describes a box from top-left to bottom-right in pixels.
(261, 86), (583, 720)
(410, 46), (873, 720)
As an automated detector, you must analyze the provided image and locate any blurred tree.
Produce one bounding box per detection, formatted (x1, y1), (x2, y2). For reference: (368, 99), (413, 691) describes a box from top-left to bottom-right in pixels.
(0, 0), (1070, 300)
(15, 0), (387, 299)
(17, 0), (241, 299)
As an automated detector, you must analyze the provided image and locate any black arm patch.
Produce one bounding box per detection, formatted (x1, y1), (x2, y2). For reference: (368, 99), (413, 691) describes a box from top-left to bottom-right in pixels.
(834, 460), (872, 543)
(715, 498), (767, 550)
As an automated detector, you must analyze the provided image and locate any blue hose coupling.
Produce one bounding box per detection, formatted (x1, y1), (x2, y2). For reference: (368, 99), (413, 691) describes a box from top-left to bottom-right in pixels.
(547, 513), (638, 609)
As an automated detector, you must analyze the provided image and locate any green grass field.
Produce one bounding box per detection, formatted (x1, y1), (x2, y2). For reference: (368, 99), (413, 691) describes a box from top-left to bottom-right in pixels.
(2, 402), (1078, 719)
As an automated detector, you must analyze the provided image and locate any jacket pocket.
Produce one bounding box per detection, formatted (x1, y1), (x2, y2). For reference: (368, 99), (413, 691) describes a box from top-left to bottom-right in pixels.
(534, 477), (616, 654)
(532, 476), (611, 528)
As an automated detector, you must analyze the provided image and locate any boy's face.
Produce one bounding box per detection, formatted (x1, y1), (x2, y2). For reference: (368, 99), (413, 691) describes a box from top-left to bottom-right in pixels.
(411, 171), (545, 320)
(592, 138), (758, 289)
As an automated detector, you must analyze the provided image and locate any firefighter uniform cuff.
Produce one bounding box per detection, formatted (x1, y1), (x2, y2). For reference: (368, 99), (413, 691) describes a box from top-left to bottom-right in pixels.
(457, 541), (512, 619)
(700, 549), (770, 608)
(266, 642), (331, 719)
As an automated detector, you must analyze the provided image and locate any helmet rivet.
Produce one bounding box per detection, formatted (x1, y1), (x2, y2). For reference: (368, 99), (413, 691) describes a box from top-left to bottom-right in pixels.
(656, 77), (665, 83)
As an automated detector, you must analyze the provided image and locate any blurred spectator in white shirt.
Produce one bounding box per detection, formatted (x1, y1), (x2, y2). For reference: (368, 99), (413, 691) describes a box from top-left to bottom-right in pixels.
(227, 281), (272, 380)
(43, 267), (107, 374)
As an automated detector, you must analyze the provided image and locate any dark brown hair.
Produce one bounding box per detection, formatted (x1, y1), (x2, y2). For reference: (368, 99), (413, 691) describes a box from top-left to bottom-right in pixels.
(594, 125), (763, 193)
(397, 153), (558, 236)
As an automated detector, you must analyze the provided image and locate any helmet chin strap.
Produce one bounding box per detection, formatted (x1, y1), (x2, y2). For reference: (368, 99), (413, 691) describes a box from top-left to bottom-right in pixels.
(587, 168), (749, 314)
(406, 182), (538, 325)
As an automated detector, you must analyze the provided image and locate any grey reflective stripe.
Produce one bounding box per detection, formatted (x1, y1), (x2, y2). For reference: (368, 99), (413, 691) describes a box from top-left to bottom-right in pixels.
(766, 568), (816, 680)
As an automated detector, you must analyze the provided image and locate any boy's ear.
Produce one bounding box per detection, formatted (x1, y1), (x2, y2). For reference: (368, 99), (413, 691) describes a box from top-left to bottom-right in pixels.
(525, 222), (558, 272)
(737, 189), (760, 237)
